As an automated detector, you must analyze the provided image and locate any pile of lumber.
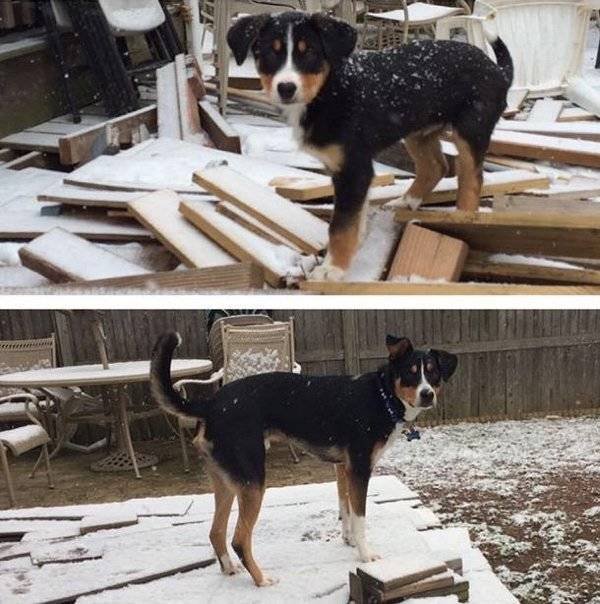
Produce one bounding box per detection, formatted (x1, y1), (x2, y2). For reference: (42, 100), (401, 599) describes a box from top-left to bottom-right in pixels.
(350, 553), (468, 603)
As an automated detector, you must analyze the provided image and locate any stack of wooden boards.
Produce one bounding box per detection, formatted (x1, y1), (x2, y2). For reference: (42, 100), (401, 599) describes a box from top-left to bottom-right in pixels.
(350, 553), (469, 603)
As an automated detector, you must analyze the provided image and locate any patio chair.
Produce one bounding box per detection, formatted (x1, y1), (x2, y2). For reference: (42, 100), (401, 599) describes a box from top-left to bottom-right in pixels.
(361, 0), (468, 49)
(173, 318), (302, 471)
(435, 0), (600, 114)
(0, 397), (54, 508)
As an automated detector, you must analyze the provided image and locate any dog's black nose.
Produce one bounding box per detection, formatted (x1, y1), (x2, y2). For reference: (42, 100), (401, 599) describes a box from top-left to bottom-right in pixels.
(420, 389), (434, 405)
(278, 82), (297, 101)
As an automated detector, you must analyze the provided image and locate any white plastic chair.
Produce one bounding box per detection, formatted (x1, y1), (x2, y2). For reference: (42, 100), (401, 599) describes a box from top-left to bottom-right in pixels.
(436, 0), (600, 114)
(98, 0), (166, 36)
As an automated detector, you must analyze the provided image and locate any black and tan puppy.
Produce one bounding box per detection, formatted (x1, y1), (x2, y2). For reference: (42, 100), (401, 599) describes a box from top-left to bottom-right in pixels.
(227, 12), (513, 281)
(151, 332), (457, 587)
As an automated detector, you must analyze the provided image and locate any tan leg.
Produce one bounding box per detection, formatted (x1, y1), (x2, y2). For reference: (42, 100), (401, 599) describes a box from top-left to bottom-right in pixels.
(403, 131), (448, 209)
(453, 132), (483, 212)
(232, 484), (274, 587)
(346, 467), (377, 562)
(0, 442), (16, 507)
(42, 444), (54, 489)
(178, 418), (191, 473)
(208, 467), (238, 575)
(335, 463), (353, 545)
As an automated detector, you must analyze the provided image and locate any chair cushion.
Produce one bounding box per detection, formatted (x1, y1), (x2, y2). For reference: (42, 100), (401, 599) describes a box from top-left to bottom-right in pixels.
(0, 402), (42, 421)
(0, 425), (50, 457)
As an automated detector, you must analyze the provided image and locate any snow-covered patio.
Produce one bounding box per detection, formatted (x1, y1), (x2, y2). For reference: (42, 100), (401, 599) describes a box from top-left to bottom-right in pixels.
(0, 475), (516, 604)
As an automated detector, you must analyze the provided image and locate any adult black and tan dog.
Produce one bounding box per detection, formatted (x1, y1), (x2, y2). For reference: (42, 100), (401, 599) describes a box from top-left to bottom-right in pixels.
(227, 12), (513, 281)
(151, 331), (457, 587)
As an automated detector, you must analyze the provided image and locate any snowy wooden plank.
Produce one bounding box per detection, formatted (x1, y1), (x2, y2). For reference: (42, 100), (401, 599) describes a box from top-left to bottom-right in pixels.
(504, 89), (528, 117)
(379, 170), (550, 206)
(493, 195), (600, 213)
(54, 264), (265, 292)
(30, 543), (105, 566)
(0, 266), (50, 289)
(3, 151), (44, 170)
(488, 130), (600, 168)
(175, 54), (202, 143)
(357, 554), (447, 591)
(157, 62), (182, 139)
(463, 252), (600, 286)
(63, 174), (207, 196)
(38, 184), (148, 209)
(180, 200), (295, 287)
(0, 131), (59, 153)
(272, 173), (395, 201)
(364, 570), (464, 602)
(527, 99), (563, 122)
(80, 513), (139, 535)
(58, 105), (157, 165)
(193, 166), (329, 255)
(127, 191), (236, 268)
(216, 201), (301, 249)
(558, 106), (597, 122)
(198, 100), (241, 153)
(19, 228), (150, 283)
(299, 281), (600, 295)
(394, 209), (600, 259)
(496, 119), (600, 141)
(388, 224), (468, 282)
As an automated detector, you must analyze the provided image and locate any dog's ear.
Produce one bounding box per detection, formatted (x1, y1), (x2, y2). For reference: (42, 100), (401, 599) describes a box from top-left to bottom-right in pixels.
(227, 14), (271, 65)
(386, 335), (413, 360)
(310, 13), (357, 64)
(430, 349), (458, 382)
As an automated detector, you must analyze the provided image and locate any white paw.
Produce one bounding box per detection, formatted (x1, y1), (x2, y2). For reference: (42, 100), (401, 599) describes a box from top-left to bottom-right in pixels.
(258, 574), (279, 587)
(309, 263), (345, 282)
(387, 194), (423, 210)
(220, 556), (241, 575)
(359, 550), (381, 563)
(343, 530), (356, 547)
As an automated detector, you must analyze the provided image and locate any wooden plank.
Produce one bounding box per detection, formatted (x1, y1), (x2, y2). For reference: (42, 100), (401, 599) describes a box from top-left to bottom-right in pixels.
(38, 184), (148, 209)
(0, 131), (59, 153)
(63, 174), (207, 196)
(488, 130), (600, 168)
(41, 556), (216, 604)
(387, 224), (468, 282)
(193, 166), (329, 254)
(30, 543), (105, 567)
(127, 190), (236, 268)
(79, 513), (138, 535)
(175, 53), (202, 143)
(0, 149), (16, 162)
(3, 151), (44, 170)
(216, 201), (301, 249)
(493, 195), (600, 214)
(504, 89), (528, 117)
(497, 119), (600, 141)
(558, 106), (597, 122)
(528, 99), (563, 122)
(180, 200), (292, 287)
(156, 62), (182, 139)
(19, 228), (150, 283)
(394, 209), (600, 259)
(376, 170), (550, 206)
(198, 100), (242, 154)
(54, 264), (265, 292)
(299, 281), (600, 295)
(463, 252), (600, 286)
(272, 173), (395, 201)
(58, 105), (157, 165)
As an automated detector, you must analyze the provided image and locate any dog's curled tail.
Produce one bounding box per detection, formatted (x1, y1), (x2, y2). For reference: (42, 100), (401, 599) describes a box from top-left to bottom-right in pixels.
(150, 332), (207, 419)
(484, 23), (514, 87)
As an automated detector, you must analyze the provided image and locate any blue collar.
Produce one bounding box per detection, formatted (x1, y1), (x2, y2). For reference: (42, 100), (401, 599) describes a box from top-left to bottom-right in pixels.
(376, 371), (405, 424)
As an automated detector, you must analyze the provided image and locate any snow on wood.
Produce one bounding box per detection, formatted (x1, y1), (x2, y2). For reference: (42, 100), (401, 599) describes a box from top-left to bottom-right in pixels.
(0, 167), (63, 205)
(380, 170), (550, 206)
(493, 195), (600, 214)
(156, 62), (182, 139)
(0, 266), (50, 288)
(38, 184), (148, 209)
(272, 173), (395, 201)
(127, 191), (236, 268)
(79, 513), (139, 535)
(497, 118), (600, 140)
(198, 100), (242, 154)
(19, 228), (150, 283)
(489, 130), (600, 168)
(387, 224), (468, 283)
(174, 54), (202, 143)
(357, 554), (448, 590)
(30, 543), (105, 566)
(558, 106), (597, 122)
(504, 89), (528, 117)
(193, 166), (329, 254)
(179, 200), (299, 287)
(527, 99), (563, 122)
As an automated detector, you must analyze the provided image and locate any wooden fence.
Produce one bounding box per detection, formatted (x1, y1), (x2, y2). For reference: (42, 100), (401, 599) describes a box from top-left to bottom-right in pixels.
(1, 310), (599, 439)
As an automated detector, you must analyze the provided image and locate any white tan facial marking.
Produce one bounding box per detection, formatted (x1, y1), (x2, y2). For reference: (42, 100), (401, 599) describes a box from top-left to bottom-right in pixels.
(271, 25), (303, 105)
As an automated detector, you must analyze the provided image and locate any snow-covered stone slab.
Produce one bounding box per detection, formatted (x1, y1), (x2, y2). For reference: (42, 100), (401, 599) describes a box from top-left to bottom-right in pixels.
(79, 513), (139, 535)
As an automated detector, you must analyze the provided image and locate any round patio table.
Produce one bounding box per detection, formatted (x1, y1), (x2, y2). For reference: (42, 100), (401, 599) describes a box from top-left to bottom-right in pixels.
(0, 359), (212, 478)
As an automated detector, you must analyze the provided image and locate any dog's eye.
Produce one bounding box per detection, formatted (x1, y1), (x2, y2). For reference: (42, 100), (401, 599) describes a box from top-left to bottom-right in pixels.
(273, 39), (283, 52)
(298, 40), (308, 53)
(410, 365), (418, 374)
(426, 363), (434, 372)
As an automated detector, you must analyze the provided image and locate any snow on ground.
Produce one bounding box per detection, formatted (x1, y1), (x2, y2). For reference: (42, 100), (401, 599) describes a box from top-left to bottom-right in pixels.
(378, 416), (600, 604)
